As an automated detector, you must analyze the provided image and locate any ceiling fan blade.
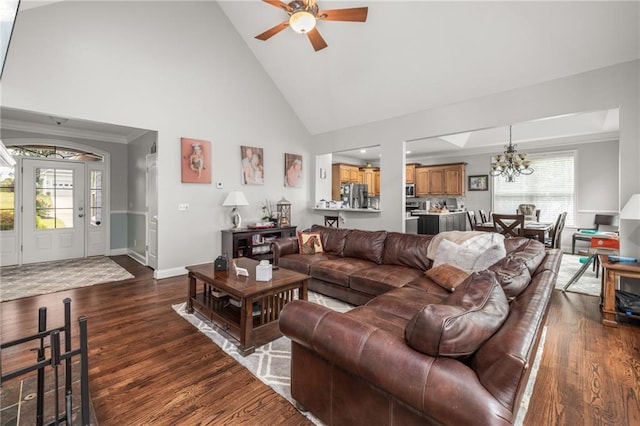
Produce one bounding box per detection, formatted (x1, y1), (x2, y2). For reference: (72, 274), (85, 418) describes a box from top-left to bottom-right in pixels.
(255, 21), (289, 41)
(307, 27), (328, 51)
(317, 7), (368, 22)
(262, 0), (292, 13)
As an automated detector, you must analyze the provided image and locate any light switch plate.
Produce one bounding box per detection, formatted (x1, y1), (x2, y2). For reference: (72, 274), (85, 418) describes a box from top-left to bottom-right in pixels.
(178, 203), (189, 211)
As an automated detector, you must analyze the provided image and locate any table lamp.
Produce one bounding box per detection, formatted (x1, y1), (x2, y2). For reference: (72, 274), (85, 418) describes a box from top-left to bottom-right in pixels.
(223, 191), (249, 229)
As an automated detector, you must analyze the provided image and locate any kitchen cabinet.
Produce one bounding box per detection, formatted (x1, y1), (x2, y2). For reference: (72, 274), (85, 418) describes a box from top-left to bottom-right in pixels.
(415, 167), (430, 196)
(332, 163), (360, 200)
(415, 163), (466, 196)
(361, 167), (379, 196)
(415, 212), (467, 235)
(406, 163), (419, 184)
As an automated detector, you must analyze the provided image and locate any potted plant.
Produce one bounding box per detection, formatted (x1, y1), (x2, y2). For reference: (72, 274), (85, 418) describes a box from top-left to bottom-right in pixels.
(261, 199), (278, 226)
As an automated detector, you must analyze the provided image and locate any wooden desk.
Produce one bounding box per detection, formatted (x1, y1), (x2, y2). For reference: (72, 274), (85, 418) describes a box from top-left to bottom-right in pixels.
(600, 256), (640, 327)
(474, 221), (553, 242)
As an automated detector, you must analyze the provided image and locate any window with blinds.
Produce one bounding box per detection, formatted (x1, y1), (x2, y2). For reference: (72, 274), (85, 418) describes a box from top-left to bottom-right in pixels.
(492, 151), (575, 226)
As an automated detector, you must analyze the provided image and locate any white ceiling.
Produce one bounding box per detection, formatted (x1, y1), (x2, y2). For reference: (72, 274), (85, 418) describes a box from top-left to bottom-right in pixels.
(4, 1), (637, 152)
(218, 1), (639, 135)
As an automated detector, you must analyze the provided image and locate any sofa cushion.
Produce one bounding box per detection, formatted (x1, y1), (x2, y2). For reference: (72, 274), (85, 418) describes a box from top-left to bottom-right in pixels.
(311, 225), (349, 256)
(363, 287), (448, 321)
(310, 258), (376, 288)
(488, 238), (546, 300)
(297, 231), (324, 254)
(425, 264), (470, 292)
(404, 270), (509, 358)
(349, 265), (424, 297)
(279, 253), (340, 275)
(381, 232), (433, 271)
(343, 230), (387, 264)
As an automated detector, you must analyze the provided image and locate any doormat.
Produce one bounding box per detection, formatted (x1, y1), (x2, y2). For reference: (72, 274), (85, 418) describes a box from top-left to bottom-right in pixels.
(1, 256), (134, 302)
(173, 292), (546, 425)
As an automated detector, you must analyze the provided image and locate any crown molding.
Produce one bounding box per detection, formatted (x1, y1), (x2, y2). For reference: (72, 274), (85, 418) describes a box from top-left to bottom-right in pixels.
(1, 118), (131, 144)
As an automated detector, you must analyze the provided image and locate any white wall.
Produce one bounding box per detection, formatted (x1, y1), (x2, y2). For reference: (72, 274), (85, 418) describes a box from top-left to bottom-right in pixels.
(312, 60), (640, 256)
(2, 2), (313, 276)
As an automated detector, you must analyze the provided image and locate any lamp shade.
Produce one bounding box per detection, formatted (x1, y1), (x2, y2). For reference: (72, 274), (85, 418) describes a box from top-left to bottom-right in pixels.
(222, 191), (249, 207)
(620, 194), (640, 220)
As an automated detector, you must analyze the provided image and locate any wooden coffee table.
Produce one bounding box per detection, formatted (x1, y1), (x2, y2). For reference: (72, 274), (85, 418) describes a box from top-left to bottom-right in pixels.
(186, 257), (309, 356)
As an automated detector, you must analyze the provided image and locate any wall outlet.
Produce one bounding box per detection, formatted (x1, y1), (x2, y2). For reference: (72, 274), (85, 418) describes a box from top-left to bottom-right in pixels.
(216, 181), (223, 189)
(178, 203), (189, 211)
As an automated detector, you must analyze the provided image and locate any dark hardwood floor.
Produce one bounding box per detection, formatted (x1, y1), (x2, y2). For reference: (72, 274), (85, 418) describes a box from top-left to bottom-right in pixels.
(2, 255), (639, 425)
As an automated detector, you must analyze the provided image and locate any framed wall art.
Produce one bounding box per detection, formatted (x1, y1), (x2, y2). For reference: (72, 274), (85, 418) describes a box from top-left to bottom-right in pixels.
(284, 153), (302, 187)
(468, 175), (489, 191)
(181, 138), (211, 183)
(241, 146), (264, 185)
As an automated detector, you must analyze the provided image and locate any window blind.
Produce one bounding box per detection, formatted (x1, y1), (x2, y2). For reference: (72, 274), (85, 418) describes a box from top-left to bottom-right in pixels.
(492, 151), (575, 226)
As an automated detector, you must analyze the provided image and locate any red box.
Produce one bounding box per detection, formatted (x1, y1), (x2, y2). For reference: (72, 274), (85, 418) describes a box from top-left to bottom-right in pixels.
(590, 237), (620, 249)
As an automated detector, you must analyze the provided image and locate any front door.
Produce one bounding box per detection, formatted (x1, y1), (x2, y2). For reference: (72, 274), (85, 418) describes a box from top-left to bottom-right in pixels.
(22, 159), (85, 264)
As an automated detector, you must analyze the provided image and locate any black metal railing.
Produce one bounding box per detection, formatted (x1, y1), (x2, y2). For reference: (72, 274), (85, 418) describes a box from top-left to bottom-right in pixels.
(1, 298), (90, 426)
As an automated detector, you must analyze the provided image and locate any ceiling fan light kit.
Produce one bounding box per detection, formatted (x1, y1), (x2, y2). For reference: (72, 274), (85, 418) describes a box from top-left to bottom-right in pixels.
(255, 0), (368, 51)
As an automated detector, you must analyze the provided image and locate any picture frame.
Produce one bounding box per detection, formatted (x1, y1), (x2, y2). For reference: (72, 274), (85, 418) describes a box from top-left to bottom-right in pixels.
(241, 146), (264, 185)
(181, 138), (211, 183)
(284, 153), (303, 187)
(468, 175), (489, 191)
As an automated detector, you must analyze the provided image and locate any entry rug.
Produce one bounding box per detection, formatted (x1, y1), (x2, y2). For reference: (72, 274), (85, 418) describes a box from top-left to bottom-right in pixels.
(1, 256), (134, 302)
(556, 253), (602, 296)
(173, 292), (546, 425)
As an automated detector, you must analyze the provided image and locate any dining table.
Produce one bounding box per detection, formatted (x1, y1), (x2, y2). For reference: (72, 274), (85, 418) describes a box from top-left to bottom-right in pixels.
(474, 220), (554, 242)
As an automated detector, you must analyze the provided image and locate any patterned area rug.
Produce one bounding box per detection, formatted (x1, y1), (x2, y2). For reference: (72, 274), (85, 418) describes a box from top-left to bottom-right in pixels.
(1, 256), (135, 302)
(173, 292), (546, 425)
(556, 253), (601, 296)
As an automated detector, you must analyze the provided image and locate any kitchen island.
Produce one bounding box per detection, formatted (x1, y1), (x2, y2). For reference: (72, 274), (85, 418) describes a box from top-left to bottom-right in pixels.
(411, 210), (468, 234)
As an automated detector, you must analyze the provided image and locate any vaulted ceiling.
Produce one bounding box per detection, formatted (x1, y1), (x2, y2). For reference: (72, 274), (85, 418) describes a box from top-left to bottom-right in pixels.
(219, 1), (639, 136)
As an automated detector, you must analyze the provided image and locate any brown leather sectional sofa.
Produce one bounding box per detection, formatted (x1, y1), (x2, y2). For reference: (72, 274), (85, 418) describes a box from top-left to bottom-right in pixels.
(272, 225), (562, 425)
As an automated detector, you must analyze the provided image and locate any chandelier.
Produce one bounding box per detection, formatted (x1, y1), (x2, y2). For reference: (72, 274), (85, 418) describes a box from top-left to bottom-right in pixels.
(489, 126), (533, 182)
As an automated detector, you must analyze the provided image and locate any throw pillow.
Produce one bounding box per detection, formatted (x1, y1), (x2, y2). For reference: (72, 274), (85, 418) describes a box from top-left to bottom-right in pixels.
(405, 270), (509, 359)
(432, 239), (483, 273)
(425, 264), (470, 292)
(297, 231), (324, 255)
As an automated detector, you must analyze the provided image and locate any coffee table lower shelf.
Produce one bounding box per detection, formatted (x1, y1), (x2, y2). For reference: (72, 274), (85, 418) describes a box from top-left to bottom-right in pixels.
(186, 259), (309, 356)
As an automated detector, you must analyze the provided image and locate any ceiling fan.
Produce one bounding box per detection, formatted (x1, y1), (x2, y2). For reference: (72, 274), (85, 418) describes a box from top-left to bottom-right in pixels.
(255, 0), (368, 52)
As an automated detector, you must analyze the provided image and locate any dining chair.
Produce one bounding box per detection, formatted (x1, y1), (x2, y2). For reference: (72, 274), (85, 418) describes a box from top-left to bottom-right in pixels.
(466, 210), (478, 230)
(545, 212), (567, 249)
(516, 204), (540, 222)
(571, 214), (618, 254)
(478, 209), (488, 224)
(492, 214), (525, 238)
(324, 215), (339, 227)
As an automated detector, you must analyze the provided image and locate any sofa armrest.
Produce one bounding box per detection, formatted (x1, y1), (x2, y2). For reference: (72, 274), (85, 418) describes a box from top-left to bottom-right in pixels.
(270, 237), (299, 266)
(280, 300), (512, 425)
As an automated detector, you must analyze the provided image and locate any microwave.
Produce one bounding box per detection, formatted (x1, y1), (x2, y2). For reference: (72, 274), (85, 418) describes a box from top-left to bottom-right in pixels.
(406, 183), (416, 198)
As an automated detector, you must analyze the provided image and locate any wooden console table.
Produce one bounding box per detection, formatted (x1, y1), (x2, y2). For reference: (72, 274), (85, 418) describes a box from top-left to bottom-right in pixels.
(186, 257), (309, 355)
(600, 255), (640, 327)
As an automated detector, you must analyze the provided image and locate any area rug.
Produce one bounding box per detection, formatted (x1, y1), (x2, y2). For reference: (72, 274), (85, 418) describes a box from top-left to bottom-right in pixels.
(556, 253), (601, 296)
(0, 256), (135, 302)
(173, 292), (546, 425)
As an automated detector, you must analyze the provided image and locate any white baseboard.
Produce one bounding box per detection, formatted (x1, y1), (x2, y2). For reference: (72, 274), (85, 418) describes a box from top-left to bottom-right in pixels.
(155, 266), (188, 279)
(127, 250), (146, 265)
(109, 248), (128, 256)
